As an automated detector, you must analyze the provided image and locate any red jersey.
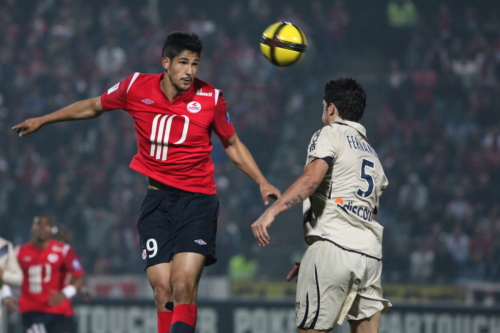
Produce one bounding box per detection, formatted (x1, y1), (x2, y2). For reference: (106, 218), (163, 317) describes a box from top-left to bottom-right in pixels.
(100, 73), (235, 194)
(17, 240), (84, 316)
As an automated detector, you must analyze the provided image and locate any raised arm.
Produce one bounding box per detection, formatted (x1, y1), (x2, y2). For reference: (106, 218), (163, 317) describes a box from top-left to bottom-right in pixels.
(12, 96), (105, 137)
(221, 133), (281, 205)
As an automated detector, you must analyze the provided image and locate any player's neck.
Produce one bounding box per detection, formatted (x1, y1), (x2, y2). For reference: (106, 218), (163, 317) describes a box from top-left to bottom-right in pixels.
(160, 76), (184, 102)
(33, 239), (50, 249)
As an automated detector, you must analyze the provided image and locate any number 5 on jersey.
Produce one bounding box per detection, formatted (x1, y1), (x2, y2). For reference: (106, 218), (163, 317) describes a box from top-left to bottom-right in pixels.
(357, 159), (374, 198)
(150, 114), (190, 161)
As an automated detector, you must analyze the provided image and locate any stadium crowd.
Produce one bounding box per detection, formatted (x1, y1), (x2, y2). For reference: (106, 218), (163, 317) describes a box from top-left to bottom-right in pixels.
(0, 0), (499, 286)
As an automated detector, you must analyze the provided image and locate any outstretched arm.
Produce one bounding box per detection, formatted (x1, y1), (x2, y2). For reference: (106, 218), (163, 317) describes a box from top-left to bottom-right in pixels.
(252, 158), (329, 246)
(222, 133), (281, 205)
(12, 96), (105, 137)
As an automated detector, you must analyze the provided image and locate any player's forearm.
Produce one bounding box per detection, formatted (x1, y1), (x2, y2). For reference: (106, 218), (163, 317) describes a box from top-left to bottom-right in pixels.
(2, 270), (23, 287)
(39, 97), (104, 125)
(266, 173), (319, 217)
(225, 139), (267, 186)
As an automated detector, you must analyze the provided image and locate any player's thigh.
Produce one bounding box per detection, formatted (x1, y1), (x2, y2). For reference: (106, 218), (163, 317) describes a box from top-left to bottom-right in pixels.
(173, 192), (219, 266)
(50, 315), (77, 333)
(21, 312), (49, 333)
(147, 262), (172, 290)
(349, 311), (381, 333)
(137, 193), (173, 268)
(169, 252), (206, 303)
(347, 259), (391, 323)
(296, 241), (363, 331)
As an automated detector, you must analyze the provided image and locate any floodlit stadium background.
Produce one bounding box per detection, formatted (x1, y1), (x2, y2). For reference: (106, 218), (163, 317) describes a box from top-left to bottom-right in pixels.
(1, 0), (500, 332)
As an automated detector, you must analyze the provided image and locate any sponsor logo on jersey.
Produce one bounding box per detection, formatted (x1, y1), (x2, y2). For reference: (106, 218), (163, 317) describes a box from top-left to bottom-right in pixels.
(72, 259), (82, 271)
(47, 253), (59, 263)
(52, 245), (63, 252)
(141, 98), (154, 105)
(107, 82), (119, 94)
(194, 239), (207, 245)
(142, 249), (147, 260)
(187, 101), (202, 113)
(196, 89), (213, 97)
(309, 129), (321, 153)
(23, 256), (32, 262)
(334, 198), (374, 222)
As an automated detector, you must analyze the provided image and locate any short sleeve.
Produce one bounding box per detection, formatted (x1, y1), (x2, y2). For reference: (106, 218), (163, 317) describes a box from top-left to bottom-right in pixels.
(213, 94), (235, 141)
(100, 73), (136, 111)
(62, 246), (84, 278)
(306, 126), (338, 165)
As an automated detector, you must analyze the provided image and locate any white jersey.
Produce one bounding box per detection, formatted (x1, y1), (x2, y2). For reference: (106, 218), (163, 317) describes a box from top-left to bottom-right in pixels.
(0, 237), (23, 289)
(303, 116), (388, 259)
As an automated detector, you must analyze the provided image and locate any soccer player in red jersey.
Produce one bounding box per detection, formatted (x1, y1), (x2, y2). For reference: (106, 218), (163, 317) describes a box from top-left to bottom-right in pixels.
(17, 215), (85, 333)
(13, 32), (280, 333)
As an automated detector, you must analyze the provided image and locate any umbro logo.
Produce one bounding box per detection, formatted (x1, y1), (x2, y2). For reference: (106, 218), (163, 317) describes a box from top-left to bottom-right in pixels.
(194, 239), (207, 245)
(141, 99), (154, 105)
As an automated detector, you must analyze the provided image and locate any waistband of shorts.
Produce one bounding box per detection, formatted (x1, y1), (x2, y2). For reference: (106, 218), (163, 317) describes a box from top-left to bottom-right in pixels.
(146, 186), (191, 196)
(309, 237), (382, 261)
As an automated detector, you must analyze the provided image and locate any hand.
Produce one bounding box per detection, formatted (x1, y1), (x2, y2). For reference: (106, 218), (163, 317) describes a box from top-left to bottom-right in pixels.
(259, 182), (281, 205)
(251, 212), (274, 246)
(4, 297), (17, 313)
(286, 262), (300, 281)
(0, 267), (3, 278)
(12, 117), (44, 137)
(48, 291), (67, 306)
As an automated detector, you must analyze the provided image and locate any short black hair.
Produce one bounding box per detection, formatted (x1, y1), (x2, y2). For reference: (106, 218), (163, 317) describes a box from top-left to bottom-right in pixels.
(324, 78), (366, 122)
(162, 32), (203, 59)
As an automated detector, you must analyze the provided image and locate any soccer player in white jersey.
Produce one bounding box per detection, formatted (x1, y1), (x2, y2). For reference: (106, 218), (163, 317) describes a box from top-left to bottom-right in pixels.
(252, 78), (390, 333)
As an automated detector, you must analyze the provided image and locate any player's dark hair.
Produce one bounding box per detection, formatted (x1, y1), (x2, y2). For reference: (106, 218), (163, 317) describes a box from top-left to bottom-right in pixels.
(33, 215), (53, 226)
(324, 78), (366, 122)
(162, 32), (203, 59)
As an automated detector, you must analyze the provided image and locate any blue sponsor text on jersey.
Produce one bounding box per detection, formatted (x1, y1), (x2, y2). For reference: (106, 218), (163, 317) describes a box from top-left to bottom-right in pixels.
(346, 135), (378, 157)
(337, 200), (374, 222)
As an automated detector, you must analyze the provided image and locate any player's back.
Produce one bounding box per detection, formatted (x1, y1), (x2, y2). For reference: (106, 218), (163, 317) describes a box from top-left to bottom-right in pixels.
(303, 116), (388, 259)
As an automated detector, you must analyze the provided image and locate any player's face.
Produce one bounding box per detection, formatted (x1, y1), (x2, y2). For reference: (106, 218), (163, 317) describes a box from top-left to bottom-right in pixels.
(163, 51), (200, 92)
(31, 216), (52, 242)
(322, 100), (329, 125)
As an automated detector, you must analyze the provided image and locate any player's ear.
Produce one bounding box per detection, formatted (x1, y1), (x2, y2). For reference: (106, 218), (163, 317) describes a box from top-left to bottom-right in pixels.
(329, 103), (338, 117)
(162, 57), (170, 71)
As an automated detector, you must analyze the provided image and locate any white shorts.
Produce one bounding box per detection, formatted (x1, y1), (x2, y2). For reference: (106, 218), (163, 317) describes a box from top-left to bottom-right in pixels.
(295, 240), (391, 331)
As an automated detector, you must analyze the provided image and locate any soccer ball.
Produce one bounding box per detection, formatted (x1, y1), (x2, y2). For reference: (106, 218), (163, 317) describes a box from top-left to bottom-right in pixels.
(260, 22), (307, 67)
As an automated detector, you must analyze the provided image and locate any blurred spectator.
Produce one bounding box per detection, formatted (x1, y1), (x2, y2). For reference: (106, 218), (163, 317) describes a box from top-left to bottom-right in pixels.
(95, 38), (127, 75)
(444, 225), (470, 277)
(409, 239), (435, 283)
(398, 173), (428, 213)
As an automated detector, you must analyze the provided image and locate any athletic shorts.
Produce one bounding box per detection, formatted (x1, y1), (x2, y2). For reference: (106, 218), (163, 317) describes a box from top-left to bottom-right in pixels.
(137, 188), (219, 268)
(295, 240), (391, 331)
(22, 312), (77, 333)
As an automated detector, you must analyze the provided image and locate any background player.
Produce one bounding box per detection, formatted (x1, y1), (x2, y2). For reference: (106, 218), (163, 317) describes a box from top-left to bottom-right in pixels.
(252, 78), (390, 333)
(16, 215), (85, 333)
(12, 32), (280, 333)
(0, 236), (23, 329)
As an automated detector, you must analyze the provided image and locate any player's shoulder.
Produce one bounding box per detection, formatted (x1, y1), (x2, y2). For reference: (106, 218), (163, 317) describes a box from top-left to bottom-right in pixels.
(48, 240), (71, 254)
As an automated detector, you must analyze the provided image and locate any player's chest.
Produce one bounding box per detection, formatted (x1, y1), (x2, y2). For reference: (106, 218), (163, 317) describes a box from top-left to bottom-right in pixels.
(19, 250), (63, 273)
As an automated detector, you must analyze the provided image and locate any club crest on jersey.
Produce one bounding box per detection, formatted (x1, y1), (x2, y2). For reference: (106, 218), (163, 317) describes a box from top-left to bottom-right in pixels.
(226, 111), (231, 123)
(107, 82), (119, 94)
(334, 198), (374, 222)
(187, 101), (202, 113)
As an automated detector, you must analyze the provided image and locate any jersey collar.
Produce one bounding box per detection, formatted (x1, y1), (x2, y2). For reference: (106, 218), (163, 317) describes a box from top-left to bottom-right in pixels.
(333, 115), (367, 138)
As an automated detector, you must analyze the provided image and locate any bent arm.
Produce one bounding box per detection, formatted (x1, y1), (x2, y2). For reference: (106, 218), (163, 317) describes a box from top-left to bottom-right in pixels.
(265, 158), (329, 218)
(222, 133), (281, 204)
(1, 243), (23, 287)
(12, 96), (105, 137)
(222, 133), (267, 185)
